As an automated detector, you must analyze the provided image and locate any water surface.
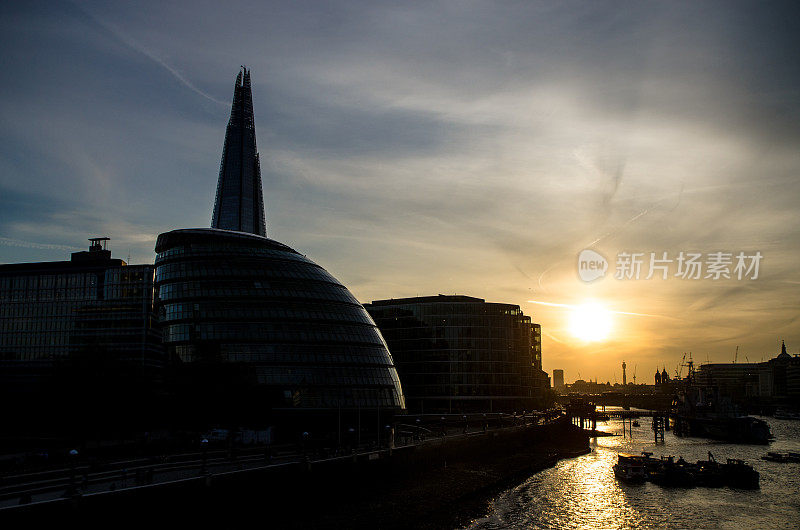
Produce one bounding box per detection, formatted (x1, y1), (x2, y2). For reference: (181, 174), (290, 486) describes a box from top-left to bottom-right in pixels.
(468, 411), (800, 529)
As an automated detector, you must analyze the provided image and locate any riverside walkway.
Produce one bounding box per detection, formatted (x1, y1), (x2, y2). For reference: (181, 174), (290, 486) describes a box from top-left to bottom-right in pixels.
(0, 411), (563, 511)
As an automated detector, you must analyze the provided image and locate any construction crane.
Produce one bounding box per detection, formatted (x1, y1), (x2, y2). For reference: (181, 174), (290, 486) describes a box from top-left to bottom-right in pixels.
(682, 353), (695, 381)
(676, 353), (686, 379)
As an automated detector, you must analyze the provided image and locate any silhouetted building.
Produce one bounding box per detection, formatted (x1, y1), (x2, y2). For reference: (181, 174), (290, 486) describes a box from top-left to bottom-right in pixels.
(0, 238), (164, 433)
(694, 341), (800, 410)
(553, 369), (565, 388)
(212, 68), (267, 236)
(364, 295), (549, 413)
(156, 69), (404, 435)
(532, 323), (542, 373)
(155, 229), (404, 426)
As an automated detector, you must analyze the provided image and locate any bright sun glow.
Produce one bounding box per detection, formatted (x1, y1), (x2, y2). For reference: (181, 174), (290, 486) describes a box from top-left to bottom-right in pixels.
(569, 301), (613, 342)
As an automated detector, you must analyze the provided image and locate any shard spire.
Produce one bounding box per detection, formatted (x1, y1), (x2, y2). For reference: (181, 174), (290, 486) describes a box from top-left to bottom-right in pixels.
(212, 67), (267, 236)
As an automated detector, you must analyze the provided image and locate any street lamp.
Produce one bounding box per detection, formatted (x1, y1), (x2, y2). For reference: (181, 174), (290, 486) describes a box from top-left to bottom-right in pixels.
(68, 449), (78, 496)
(347, 427), (356, 454)
(200, 438), (209, 475)
(301, 431), (310, 460)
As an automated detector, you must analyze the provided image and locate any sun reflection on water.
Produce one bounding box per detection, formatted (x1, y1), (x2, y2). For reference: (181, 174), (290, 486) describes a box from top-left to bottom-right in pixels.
(468, 413), (800, 530)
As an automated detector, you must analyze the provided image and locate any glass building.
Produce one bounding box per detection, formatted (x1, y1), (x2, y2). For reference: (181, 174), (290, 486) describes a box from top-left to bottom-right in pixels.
(0, 239), (164, 433)
(364, 295), (549, 413)
(211, 67), (267, 236)
(154, 228), (405, 428)
(153, 68), (405, 435)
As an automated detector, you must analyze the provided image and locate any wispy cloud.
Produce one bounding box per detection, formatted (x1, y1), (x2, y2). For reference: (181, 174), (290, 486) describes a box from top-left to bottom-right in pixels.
(0, 236), (81, 251)
(1, 0), (799, 381)
(71, 1), (227, 106)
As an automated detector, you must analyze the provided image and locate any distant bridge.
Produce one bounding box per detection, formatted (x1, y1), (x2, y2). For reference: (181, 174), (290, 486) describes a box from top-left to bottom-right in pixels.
(556, 392), (674, 411)
(602, 410), (669, 419)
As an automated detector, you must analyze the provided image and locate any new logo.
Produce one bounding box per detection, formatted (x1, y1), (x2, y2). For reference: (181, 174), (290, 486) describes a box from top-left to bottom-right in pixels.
(577, 249), (608, 282)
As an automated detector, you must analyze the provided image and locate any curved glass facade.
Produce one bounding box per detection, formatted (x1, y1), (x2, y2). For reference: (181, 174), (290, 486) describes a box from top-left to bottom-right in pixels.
(154, 228), (404, 417)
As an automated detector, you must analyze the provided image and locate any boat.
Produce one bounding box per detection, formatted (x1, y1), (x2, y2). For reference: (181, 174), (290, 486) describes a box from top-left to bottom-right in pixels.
(615, 451), (758, 489)
(761, 452), (790, 463)
(639, 451), (660, 471)
(722, 458), (759, 489)
(648, 456), (696, 488)
(671, 371), (772, 444)
(613, 453), (647, 484)
(673, 414), (771, 444)
(694, 452), (725, 487)
(761, 451), (800, 463)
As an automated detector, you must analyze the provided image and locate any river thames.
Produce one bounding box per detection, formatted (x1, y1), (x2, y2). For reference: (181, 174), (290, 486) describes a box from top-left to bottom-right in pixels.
(468, 411), (800, 529)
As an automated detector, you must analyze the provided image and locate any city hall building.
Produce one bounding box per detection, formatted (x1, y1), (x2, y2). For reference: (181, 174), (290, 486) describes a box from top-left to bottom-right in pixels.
(364, 295), (549, 413)
(0, 68), (405, 440)
(153, 68), (405, 432)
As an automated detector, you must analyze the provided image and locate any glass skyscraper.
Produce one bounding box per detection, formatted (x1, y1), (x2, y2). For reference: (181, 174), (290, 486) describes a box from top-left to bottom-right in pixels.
(154, 69), (405, 431)
(211, 68), (267, 236)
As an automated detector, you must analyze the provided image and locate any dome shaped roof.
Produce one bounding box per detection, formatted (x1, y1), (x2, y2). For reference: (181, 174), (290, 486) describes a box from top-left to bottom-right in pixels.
(155, 228), (405, 415)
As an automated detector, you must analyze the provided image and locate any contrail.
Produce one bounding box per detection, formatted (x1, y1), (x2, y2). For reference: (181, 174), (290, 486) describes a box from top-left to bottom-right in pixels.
(0, 236), (81, 251)
(585, 207), (650, 248)
(527, 300), (573, 309)
(542, 329), (567, 344)
(74, 3), (227, 106)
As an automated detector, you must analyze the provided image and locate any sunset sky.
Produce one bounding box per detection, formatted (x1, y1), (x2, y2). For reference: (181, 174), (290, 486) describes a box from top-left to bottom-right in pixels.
(1, 1), (799, 383)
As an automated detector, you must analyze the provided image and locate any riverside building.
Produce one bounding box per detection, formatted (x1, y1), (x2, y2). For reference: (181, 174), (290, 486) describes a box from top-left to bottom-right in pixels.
(364, 295), (549, 413)
(154, 68), (404, 435)
(0, 238), (164, 432)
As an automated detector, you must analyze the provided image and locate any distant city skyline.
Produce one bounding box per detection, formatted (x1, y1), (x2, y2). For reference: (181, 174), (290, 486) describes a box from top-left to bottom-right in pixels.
(1, 1), (799, 382)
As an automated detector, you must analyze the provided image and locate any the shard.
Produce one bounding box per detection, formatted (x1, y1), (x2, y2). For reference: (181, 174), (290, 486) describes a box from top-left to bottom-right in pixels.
(211, 67), (267, 236)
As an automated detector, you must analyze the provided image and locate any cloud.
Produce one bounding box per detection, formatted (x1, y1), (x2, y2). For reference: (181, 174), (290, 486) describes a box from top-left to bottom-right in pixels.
(1, 0), (799, 380)
(0, 236), (81, 252)
(70, 1), (228, 106)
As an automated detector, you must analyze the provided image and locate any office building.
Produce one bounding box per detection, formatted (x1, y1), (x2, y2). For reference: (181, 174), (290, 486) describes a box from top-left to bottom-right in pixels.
(0, 238), (164, 431)
(553, 369), (565, 388)
(694, 341), (800, 409)
(364, 295), (549, 413)
(212, 68), (267, 236)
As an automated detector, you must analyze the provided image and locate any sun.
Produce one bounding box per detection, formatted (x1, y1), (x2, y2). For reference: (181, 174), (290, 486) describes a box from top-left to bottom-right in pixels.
(569, 301), (613, 342)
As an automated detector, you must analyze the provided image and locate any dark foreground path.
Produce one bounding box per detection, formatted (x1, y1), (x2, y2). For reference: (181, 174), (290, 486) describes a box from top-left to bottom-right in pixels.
(1, 419), (589, 529)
